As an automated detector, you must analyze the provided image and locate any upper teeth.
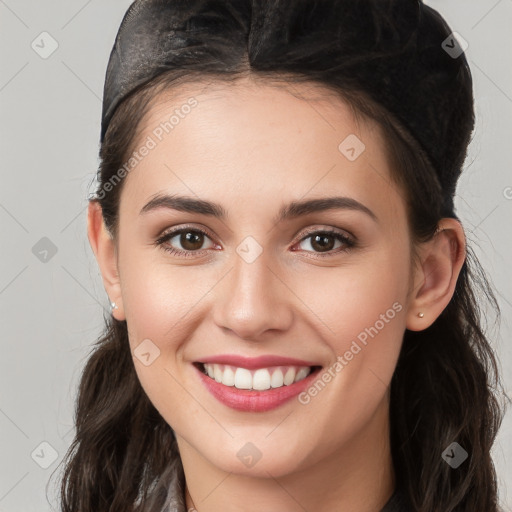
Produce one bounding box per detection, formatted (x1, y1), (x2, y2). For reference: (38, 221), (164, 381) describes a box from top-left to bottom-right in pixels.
(203, 364), (311, 390)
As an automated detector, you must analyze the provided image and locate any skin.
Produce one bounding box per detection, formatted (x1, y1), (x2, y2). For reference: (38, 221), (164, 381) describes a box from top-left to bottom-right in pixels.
(88, 76), (466, 512)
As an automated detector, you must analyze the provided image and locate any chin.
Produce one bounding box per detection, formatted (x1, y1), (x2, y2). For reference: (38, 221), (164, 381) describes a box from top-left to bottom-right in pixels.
(187, 433), (314, 479)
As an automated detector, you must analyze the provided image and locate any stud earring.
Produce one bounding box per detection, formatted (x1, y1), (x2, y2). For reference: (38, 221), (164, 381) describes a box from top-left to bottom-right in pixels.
(417, 312), (424, 318)
(110, 301), (119, 312)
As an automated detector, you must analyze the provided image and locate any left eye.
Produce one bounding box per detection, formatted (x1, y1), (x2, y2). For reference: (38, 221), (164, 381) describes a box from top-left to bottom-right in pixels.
(295, 230), (354, 254)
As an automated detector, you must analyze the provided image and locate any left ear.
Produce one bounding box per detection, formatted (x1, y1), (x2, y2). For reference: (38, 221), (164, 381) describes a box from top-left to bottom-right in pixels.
(406, 218), (466, 331)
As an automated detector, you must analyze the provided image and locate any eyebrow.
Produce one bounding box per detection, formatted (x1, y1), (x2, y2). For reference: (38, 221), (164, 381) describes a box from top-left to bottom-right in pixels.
(140, 193), (378, 224)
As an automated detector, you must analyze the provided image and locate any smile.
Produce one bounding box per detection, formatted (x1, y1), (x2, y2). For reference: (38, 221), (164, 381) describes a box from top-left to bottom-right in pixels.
(193, 356), (323, 412)
(201, 363), (313, 390)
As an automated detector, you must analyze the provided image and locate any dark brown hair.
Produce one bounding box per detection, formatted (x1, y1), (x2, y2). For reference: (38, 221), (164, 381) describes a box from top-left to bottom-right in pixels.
(54, 3), (508, 511)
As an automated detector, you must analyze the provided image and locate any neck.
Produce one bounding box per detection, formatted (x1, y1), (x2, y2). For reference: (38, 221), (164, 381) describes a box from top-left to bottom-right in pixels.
(180, 396), (395, 512)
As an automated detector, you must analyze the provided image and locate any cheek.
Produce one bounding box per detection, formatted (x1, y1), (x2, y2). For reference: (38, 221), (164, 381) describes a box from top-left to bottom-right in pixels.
(117, 244), (182, 360)
(119, 247), (222, 355)
(118, 250), (204, 420)
(292, 243), (411, 350)
(290, 245), (410, 417)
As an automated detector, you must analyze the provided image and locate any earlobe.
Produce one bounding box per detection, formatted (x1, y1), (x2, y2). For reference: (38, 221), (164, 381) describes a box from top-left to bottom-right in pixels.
(87, 201), (125, 320)
(406, 219), (466, 331)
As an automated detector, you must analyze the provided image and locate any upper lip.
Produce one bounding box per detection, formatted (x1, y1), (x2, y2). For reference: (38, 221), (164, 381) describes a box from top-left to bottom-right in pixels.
(196, 354), (321, 369)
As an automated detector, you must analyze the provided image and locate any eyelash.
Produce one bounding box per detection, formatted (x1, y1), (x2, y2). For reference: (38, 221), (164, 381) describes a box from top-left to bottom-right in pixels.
(155, 225), (356, 259)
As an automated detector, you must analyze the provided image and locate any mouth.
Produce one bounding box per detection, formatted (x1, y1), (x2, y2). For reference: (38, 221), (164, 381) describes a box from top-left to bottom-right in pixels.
(194, 362), (322, 391)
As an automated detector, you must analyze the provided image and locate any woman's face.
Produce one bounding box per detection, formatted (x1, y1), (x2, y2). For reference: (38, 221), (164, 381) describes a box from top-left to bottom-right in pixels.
(107, 78), (418, 477)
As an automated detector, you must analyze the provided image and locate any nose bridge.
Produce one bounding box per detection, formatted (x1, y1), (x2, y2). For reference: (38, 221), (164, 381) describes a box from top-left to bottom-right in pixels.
(212, 240), (293, 339)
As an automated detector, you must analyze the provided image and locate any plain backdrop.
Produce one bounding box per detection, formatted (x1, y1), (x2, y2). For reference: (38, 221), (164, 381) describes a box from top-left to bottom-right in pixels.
(0, 1), (511, 510)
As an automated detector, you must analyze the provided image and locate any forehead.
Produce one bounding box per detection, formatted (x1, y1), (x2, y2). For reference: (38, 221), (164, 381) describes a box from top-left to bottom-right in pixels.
(119, 77), (405, 228)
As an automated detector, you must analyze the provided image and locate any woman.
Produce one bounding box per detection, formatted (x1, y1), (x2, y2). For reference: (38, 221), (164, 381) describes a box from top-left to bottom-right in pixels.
(57, 1), (507, 511)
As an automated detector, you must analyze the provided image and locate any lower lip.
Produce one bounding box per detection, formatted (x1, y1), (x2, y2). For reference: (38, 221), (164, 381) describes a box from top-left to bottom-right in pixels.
(194, 364), (321, 412)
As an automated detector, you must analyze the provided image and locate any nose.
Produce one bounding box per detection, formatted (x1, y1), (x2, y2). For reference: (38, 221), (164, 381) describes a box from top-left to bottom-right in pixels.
(212, 250), (294, 340)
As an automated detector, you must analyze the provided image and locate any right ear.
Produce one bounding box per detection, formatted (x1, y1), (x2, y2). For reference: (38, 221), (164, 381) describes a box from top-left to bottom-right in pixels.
(87, 200), (125, 320)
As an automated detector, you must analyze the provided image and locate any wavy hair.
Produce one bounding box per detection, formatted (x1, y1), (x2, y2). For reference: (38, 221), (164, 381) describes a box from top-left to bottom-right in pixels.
(54, 1), (508, 511)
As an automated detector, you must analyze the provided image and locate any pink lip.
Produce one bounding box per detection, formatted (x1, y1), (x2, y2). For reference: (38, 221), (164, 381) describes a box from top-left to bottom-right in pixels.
(197, 354), (319, 369)
(193, 362), (322, 413)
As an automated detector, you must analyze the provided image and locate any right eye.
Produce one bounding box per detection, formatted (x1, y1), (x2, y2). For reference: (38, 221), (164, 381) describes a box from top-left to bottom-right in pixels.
(155, 226), (217, 257)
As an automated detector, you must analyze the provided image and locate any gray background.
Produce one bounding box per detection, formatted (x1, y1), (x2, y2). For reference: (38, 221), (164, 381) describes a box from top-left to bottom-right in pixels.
(0, 1), (511, 510)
